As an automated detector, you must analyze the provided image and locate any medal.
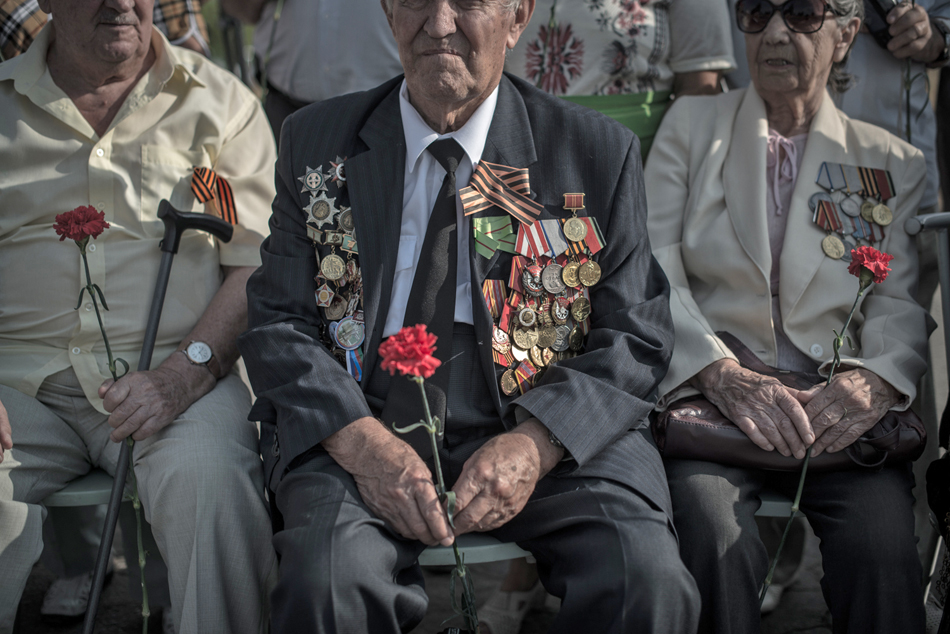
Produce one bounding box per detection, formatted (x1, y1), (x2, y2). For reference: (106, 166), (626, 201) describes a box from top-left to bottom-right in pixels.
(298, 166), (328, 194)
(563, 193), (588, 243)
(315, 283), (334, 307)
(542, 347), (555, 366)
(518, 307), (537, 328)
(571, 297), (591, 322)
(872, 204), (892, 226)
(501, 369), (519, 396)
(325, 295), (348, 321)
(537, 325), (558, 349)
(492, 326), (511, 354)
(305, 192), (340, 228)
(561, 261), (581, 288)
(552, 325), (571, 352)
(522, 262), (544, 297)
(861, 201), (876, 223)
(551, 297), (570, 325)
(321, 253), (346, 281)
(542, 264), (566, 294)
(511, 326), (539, 350)
(578, 260), (602, 287)
(338, 207), (355, 233)
(821, 234), (845, 260)
(568, 325), (584, 351)
(334, 316), (365, 351)
(808, 192), (834, 212)
(840, 195), (861, 218)
(559, 349), (578, 361)
(529, 346), (546, 368)
(328, 156), (347, 188)
(511, 344), (529, 362)
(841, 238), (856, 262)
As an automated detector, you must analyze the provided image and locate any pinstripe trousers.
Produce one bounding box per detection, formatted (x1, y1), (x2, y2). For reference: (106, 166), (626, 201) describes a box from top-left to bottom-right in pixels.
(0, 368), (278, 634)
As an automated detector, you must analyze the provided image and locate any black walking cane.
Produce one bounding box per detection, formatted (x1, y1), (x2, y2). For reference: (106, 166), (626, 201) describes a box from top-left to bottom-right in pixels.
(82, 200), (234, 634)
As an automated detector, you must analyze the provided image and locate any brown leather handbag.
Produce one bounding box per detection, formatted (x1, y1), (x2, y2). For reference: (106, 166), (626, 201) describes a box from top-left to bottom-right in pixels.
(651, 333), (927, 472)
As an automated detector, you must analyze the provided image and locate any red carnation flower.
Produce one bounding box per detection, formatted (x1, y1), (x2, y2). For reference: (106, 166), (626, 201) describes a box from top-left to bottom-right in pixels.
(848, 246), (893, 287)
(54, 205), (110, 243)
(379, 324), (441, 379)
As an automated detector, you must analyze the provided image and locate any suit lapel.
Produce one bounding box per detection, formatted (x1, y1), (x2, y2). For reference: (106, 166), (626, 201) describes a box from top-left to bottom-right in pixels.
(468, 77), (537, 421)
(723, 87), (772, 282)
(780, 91), (849, 314)
(348, 85), (406, 386)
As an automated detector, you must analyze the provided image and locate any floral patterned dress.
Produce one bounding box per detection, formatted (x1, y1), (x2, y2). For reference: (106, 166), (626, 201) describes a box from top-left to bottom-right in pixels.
(507, 0), (735, 96)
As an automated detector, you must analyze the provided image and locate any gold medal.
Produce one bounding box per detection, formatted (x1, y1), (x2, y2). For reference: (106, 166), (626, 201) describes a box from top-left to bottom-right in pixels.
(821, 234), (845, 260)
(541, 347), (555, 366)
(537, 325), (558, 349)
(511, 344), (529, 362)
(578, 260), (602, 287)
(563, 217), (588, 243)
(568, 326), (584, 351)
(501, 370), (518, 396)
(511, 327), (539, 350)
(571, 297), (592, 322)
(872, 204), (892, 226)
(561, 261), (581, 288)
(320, 253), (346, 281)
(529, 346), (546, 368)
(860, 201), (876, 223)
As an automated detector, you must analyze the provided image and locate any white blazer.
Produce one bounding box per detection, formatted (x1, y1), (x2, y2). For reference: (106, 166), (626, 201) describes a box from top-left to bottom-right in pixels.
(645, 86), (933, 409)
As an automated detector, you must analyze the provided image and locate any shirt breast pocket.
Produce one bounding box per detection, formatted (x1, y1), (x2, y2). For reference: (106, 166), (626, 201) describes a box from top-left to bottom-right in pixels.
(140, 145), (210, 234)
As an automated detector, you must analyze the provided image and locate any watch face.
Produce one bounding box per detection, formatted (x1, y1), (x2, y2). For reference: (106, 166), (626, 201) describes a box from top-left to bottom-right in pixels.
(186, 342), (213, 364)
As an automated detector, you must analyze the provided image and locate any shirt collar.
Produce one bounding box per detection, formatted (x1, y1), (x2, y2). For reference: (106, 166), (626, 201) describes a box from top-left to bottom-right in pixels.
(0, 24), (205, 96)
(399, 79), (499, 174)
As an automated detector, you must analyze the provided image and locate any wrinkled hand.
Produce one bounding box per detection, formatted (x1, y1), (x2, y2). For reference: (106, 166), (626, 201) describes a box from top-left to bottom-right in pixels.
(886, 2), (942, 62)
(0, 398), (11, 464)
(323, 417), (454, 547)
(692, 359), (815, 459)
(795, 368), (900, 456)
(450, 427), (547, 535)
(99, 362), (211, 442)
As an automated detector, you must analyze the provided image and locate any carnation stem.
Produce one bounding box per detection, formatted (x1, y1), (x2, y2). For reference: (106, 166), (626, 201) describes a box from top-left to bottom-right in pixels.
(759, 285), (867, 608)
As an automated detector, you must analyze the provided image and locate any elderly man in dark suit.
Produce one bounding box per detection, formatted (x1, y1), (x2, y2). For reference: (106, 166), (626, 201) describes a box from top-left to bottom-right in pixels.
(238, 0), (698, 632)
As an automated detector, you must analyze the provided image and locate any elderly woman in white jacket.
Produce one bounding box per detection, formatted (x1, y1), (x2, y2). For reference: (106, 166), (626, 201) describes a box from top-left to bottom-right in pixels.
(645, 0), (933, 632)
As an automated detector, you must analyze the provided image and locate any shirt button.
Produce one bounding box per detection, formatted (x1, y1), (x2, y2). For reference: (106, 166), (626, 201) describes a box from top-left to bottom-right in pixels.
(96, 202), (105, 211)
(95, 148), (104, 157)
(810, 344), (824, 357)
(84, 303), (93, 311)
(71, 347), (81, 355)
(88, 244), (96, 252)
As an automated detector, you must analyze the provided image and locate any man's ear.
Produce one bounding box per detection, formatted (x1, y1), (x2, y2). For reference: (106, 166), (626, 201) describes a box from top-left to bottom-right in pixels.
(507, 0), (535, 49)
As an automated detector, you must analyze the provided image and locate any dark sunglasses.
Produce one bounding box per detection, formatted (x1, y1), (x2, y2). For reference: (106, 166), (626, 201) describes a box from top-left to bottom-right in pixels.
(736, 0), (843, 34)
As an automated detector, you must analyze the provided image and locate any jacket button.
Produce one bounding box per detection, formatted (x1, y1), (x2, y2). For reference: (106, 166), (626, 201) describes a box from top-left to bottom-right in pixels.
(810, 344), (824, 357)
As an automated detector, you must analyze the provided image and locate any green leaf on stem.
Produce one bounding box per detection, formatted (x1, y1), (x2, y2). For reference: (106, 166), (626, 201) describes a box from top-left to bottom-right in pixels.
(113, 357), (130, 379)
(93, 284), (110, 311)
(391, 421), (434, 435)
(444, 491), (457, 529)
(74, 287), (86, 311)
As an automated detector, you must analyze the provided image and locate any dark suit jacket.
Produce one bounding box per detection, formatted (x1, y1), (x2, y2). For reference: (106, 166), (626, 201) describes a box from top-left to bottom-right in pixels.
(239, 74), (676, 516)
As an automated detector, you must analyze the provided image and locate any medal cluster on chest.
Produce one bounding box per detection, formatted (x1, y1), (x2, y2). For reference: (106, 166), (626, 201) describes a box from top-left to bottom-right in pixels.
(811, 162), (894, 262)
(298, 158), (366, 381)
(486, 193), (605, 397)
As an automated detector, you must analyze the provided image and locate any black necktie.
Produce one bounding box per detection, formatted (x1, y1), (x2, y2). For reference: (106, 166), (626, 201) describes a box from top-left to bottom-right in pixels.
(381, 138), (466, 458)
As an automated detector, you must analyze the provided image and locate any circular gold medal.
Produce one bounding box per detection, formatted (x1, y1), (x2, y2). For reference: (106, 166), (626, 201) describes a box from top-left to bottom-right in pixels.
(561, 262), (581, 288)
(500, 370), (519, 396)
(569, 325), (584, 351)
(821, 234), (845, 260)
(872, 204), (893, 226)
(578, 260), (602, 287)
(537, 325), (558, 349)
(320, 253), (346, 281)
(860, 201), (876, 223)
(541, 347), (556, 366)
(338, 208), (355, 233)
(511, 327), (539, 350)
(563, 217), (588, 243)
(571, 297), (592, 322)
(529, 346), (546, 368)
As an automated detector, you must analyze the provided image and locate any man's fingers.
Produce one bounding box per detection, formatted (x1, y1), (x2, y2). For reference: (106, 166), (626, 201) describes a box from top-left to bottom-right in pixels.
(109, 405), (149, 442)
(732, 415), (775, 452)
(776, 390), (815, 448)
(414, 485), (453, 546)
(100, 378), (132, 413)
(452, 492), (495, 535)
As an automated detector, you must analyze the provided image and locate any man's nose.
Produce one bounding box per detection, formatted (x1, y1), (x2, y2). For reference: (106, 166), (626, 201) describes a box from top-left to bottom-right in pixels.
(423, 0), (458, 40)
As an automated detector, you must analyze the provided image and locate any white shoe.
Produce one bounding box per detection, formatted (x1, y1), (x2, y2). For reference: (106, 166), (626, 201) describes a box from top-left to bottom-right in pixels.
(759, 583), (785, 614)
(478, 581), (547, 634)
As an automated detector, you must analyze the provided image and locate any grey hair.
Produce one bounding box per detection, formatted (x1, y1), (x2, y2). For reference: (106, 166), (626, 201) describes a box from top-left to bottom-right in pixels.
(827, 0), (864, 94)
(384, 0), (524, 12)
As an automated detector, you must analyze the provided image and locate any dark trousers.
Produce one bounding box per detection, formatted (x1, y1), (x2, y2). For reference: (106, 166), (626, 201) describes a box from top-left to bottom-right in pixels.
(665, 459), (924, 634)
(268, 327), (699, 633)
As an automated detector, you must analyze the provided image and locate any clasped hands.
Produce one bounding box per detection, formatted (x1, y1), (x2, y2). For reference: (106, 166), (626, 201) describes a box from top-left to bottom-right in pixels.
(324, 417), (563, 547)
(692, 359), (900, 460)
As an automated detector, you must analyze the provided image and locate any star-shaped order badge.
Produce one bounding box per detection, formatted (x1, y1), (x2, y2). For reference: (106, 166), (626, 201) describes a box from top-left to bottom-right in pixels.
(327, 156), (347, 189)
(305, 191), (341, 228)
(298, 166), (328, 194)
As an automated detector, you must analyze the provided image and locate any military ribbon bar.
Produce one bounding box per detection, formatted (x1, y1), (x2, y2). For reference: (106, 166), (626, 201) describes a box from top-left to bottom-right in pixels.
(482, 279), (507, 319)
(514, 360), (538, 394)
(191, 167), (238, 225)
(460, 161), (544, 225)
(579, 217), (606, 254)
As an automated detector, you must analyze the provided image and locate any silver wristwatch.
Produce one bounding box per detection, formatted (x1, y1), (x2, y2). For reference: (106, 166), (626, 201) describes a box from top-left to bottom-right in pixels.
(181, 341), (222, 379)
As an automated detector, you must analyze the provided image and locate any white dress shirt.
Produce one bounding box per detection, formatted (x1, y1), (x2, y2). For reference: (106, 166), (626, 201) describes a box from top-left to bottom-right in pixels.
(382, 80), (500, 337)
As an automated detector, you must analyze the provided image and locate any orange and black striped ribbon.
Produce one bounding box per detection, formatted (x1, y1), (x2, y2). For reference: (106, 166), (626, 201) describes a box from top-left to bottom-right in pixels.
(460, 161), (543, 225)
(191, 167), (238, 225)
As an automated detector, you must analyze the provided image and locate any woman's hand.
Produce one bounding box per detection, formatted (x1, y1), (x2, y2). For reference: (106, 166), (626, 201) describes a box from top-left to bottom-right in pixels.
(690, 359), (815, 459)
(796, 368), (901, 456)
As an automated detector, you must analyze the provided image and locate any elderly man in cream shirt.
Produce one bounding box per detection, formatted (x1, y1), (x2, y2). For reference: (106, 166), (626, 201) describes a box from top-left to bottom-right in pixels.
(0, 1), (278, 632)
